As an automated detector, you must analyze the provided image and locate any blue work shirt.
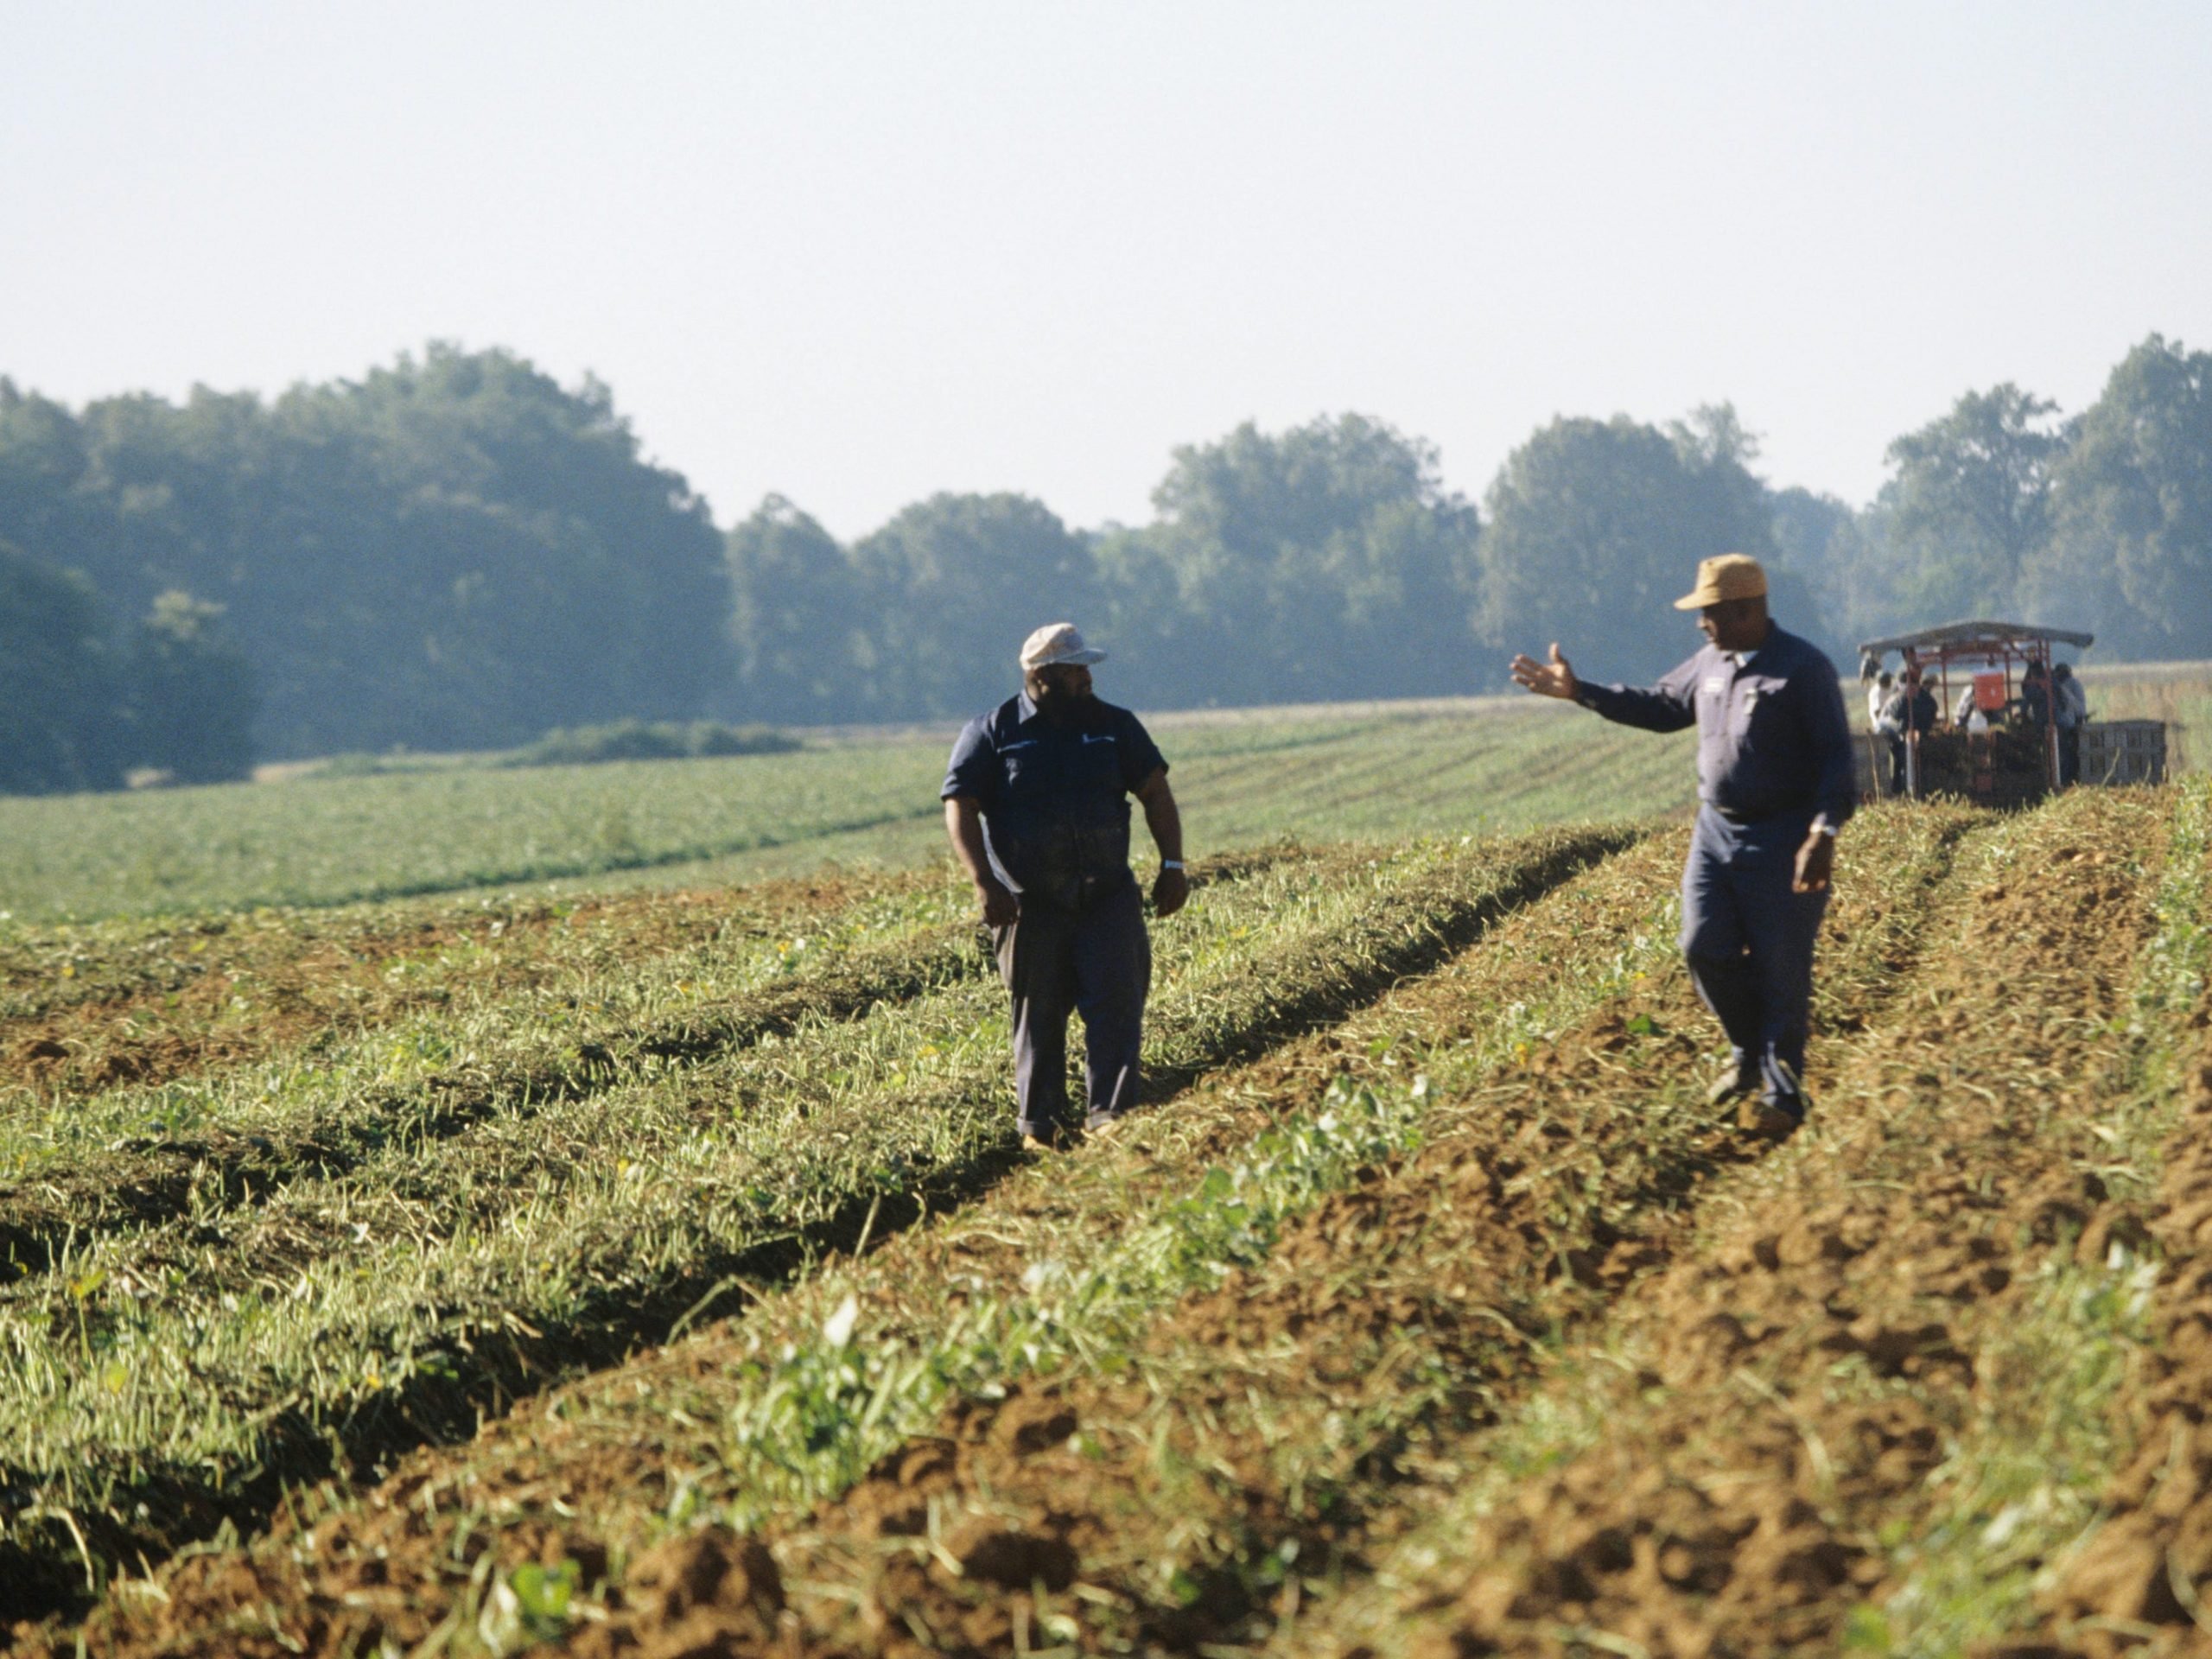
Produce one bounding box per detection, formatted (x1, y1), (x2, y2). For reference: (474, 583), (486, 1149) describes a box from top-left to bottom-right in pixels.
(942, 694), (1169, 910)
(1573, 624), (1856, 832)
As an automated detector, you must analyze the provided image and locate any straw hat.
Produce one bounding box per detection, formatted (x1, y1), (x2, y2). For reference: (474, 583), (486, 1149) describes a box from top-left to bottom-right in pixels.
(1019, 622), (1108, 671)
(1673, 554), (1769, 611)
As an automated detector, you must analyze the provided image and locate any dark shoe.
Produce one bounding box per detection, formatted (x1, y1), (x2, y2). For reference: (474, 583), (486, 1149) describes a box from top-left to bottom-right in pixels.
(1706, 1065), (1760, 1109)
(1739, 1100), (1804, 1142)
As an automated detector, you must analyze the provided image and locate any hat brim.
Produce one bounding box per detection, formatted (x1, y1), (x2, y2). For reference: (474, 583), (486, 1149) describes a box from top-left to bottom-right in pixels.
(1026, 646), (1108, 669)
(1673, 582), (1766, 611)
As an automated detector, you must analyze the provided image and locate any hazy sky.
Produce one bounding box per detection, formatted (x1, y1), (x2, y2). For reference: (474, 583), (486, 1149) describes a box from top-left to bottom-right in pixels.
(7, 3), (2209, 538)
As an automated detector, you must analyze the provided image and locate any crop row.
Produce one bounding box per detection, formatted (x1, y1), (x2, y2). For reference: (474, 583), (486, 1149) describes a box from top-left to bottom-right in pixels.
(0, 826), (1620, 1624)
(0, 867), (949, 1101)
(0, 866), (1008, 1279)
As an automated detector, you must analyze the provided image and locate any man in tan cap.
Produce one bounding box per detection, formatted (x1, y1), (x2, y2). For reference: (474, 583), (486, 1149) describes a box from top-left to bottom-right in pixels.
(1510, 554), (1854, 1138)
(942, 623), (1187, 1149)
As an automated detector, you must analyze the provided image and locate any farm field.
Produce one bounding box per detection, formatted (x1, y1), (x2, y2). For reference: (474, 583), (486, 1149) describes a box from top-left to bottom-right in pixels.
(1, 698), (1695, 923)
(3, 774), (2208, 1659)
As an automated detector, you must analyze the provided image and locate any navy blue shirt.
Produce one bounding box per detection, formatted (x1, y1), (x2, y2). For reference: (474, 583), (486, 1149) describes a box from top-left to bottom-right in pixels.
(942, 694), (1169, 909)
(1573, 625), (1856, 832)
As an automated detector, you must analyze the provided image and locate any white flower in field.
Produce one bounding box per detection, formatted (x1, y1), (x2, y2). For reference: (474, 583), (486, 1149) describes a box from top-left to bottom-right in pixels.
(823, 1294), (860, 1351)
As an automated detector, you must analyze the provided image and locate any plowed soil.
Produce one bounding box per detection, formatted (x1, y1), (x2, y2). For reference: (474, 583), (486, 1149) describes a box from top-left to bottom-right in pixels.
(0, 827), (1674, 1657)
(10, 792), (2197, 1659)
(0, 831), (1616, 1642)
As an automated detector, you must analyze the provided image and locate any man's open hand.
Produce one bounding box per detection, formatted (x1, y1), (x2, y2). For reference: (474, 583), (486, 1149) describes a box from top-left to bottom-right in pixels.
(1510, 643), (1579, 701)
(1153, 866), (1189, 918)
(974, 878), (1019, 927)
(1793, 831), (1836, 894)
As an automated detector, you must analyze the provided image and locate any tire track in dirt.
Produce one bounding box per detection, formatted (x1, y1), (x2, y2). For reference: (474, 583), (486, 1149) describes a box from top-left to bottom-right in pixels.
(0, 831), (1623, 1637)
(3, 810), (1955, 1658)
(1293, 788), (2177, 1659)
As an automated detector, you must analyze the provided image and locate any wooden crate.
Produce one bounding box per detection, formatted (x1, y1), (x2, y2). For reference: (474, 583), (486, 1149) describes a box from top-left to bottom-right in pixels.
(2078, 720), (2166, 785)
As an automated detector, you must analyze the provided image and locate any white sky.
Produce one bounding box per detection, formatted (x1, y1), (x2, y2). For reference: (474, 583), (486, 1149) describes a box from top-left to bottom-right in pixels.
(5, 2), (2209, 539)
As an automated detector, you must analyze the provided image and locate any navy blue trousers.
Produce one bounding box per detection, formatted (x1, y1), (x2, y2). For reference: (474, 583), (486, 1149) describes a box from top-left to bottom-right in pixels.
(1680, 806), (1829, 1116)
(993, 880), (1150, 1136)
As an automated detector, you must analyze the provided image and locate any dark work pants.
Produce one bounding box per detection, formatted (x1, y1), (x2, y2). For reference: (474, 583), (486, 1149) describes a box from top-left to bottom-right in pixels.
(2058, 727), (2081, 787)
(1680, 806), (1829, 1116)
(993, 880), (1150, 1137)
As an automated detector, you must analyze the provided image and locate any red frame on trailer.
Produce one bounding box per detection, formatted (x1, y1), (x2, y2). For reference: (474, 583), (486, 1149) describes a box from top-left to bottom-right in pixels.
(1858, 620), (2094, 799)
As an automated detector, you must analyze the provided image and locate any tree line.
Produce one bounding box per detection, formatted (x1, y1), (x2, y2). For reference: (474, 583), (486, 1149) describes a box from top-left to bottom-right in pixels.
(3, 334), (2207, 791)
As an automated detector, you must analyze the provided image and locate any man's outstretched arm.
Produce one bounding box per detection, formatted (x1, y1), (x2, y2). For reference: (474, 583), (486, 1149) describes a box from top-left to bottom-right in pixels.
(1510, 642), (1697, 733)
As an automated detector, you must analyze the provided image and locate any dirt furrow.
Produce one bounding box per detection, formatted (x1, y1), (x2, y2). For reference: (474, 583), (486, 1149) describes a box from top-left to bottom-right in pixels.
(1296, 788), (2175, 1659)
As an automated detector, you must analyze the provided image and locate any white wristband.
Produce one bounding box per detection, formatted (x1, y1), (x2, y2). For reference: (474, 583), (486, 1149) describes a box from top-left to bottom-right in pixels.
(1160, 860), (1185, 871)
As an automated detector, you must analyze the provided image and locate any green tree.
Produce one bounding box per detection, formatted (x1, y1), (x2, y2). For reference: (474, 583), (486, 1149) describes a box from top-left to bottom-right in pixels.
(0, 537), (128, 794)
(852, 493), (1096, 717)
(0, 346), (734, 758)
(1475, 410), (1777, 685)
(1106, 414), (1481, 707)
(2039, 334), (2212, 658)
(723, 496), (874, 723)
(1875, 383), (2064, 622)
(127, 590), (257, 784)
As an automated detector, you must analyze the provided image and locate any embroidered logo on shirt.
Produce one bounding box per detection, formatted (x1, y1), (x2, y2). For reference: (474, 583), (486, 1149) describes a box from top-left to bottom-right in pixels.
(1001, 740), (1038, 753)
(1704, 677), (1725, 696)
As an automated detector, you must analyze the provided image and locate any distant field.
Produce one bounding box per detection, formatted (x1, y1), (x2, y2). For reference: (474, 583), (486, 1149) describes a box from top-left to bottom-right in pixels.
(3, 664), (2201, 925)
(0, 698), (1696, 923)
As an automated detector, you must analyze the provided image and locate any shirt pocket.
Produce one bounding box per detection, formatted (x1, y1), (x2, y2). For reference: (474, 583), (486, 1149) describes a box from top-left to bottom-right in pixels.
(1738, 677), (1789, 747)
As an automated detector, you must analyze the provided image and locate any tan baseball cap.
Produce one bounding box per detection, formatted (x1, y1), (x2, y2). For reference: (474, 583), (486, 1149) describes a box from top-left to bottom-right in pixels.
(1673, 553), (1770, 611)
(1020, 622), (1108, 671)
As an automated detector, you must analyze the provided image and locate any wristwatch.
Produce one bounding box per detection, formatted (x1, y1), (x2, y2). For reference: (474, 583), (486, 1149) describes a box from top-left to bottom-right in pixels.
(1160, 860), (1185, 871)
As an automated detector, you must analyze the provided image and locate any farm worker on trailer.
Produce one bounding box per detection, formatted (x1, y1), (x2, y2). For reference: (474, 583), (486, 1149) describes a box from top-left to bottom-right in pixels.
(942, 623), (1187, 1151)
(1510, 554), (1855, 1140)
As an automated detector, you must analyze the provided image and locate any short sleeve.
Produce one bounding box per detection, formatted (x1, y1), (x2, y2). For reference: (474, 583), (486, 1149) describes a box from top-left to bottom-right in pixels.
(941, 718), (999, 804)
(1117, 709), (1167, 791)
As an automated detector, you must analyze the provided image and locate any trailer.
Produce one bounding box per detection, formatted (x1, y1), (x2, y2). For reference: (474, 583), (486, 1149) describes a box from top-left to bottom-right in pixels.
(1856, 620), (2164, 804)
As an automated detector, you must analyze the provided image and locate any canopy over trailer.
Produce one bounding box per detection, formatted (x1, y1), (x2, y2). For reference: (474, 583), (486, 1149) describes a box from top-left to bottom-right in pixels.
(1858, 620), (2095, 803)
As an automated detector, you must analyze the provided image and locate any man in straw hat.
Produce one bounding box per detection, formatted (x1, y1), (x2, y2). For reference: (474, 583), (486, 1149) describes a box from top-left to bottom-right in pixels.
(1510, 554), (1854, 1139)
(943, 623), (1187, 1150)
